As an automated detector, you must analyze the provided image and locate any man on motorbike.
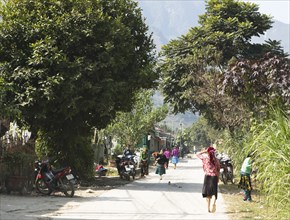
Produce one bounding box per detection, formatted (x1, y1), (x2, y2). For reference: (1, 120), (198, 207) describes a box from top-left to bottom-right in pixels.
(123, 145), (133, 157)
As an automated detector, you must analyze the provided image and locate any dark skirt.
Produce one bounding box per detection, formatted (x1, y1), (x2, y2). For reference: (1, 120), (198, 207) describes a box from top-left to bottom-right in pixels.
(202, 175), (218, 199)
(238, 174), (252, 191)
(155, 164), (166, 175)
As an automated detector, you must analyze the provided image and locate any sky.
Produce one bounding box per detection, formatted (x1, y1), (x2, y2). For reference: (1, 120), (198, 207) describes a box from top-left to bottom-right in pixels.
(247, 0), (290, 24)
(138, 0), (290, 24)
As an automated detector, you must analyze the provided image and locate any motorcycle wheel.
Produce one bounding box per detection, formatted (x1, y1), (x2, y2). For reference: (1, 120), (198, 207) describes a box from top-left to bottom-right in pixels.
(60, 178), (75, 197)
(221, 172), (227, 185)
(132, 169), (136, 180)
(229, 174), (235, 184)
(35, 178), (52, 195)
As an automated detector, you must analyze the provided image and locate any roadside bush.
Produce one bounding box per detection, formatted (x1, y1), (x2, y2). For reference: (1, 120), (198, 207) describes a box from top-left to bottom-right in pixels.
(35, 131), (95, 180)
(1, 144), (36, 177)
(220, 128), (251, 176)
(245, 109), (290, 219)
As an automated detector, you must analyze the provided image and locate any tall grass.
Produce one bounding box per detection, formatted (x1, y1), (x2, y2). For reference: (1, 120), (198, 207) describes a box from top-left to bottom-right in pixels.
(220, 128), (251, 175)
(245, 109), (290, 219)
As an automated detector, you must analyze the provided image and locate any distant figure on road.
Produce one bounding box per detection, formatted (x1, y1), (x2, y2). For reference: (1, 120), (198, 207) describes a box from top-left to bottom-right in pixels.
(196, 146), (220, 213)
(171, 146), (179, 169)
(154, 149), (167, 180)
(163, 148), (171, 169)
(140, 145), (149, 177)
(238, 153), (253, 202)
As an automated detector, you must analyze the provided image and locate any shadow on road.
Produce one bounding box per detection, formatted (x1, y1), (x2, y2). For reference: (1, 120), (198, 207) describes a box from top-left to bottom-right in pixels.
(118, 181), (204, 193)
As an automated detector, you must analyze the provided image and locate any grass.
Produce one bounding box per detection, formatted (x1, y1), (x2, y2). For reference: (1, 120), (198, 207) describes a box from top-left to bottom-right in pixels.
(219, 181), (287, 220)
(105, 167), (119, 176)
(220, 108), (290, 219)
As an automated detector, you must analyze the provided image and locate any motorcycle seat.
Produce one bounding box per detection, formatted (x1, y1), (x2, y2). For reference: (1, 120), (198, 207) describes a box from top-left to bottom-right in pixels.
(52, 167), (66, 174)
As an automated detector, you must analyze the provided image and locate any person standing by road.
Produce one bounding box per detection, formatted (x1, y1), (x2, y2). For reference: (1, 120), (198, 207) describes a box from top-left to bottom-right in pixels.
(140, 145), (149, 177)
(154, 149), (167, 180)
(238, 153), (253, 202)
(171, 146), (179, 169)
(196, 146), (220, 213)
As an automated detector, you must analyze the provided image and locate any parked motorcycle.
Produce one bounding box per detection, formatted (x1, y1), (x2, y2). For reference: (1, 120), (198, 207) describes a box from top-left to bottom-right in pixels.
(217, 153), (234, 184)
(115, 155), (137, 181)
(34, 159), (76, 197)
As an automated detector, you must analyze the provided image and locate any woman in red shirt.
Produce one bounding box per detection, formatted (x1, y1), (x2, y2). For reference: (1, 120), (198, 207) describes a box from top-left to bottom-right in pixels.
(196, 146), (220, 213)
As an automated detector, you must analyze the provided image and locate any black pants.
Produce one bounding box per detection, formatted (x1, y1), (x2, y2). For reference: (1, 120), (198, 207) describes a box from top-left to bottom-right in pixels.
(140, 161), (148, 176)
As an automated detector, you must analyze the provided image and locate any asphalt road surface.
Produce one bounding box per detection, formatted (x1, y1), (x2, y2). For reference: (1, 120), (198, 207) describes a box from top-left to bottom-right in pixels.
(0, 156), (229, 220)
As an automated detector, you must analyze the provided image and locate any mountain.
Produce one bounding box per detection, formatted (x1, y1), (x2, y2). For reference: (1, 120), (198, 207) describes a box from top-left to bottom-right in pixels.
(152, 91), (199, 129)
(139, 1), (205, 128)
(138, 0), (205, 51)
(252, 20), (290, 54)
(139, 1), (290, 54)
(138, 1), (290, 128)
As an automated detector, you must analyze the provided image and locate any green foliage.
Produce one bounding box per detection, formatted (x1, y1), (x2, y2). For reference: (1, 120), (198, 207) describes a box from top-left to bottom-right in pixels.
(217, 108), (289, 218)
(0, 0), (157, 132)
(111, 144), (122, 155)
(2, 145), (36, 177)
(188, 116), (221, 148)
(158, 0), (274, 130)
(218, 127), (251, 174)
(0, 77), (20, 122)
(244, 108), (290, 219)
(35, 129), (94, 179)
(0, 0), (157, 177)
(106, 89), (168, 149)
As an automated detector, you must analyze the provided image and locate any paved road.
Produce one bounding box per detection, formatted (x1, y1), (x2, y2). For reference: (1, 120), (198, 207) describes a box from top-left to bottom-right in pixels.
(0, 156), (228, 220)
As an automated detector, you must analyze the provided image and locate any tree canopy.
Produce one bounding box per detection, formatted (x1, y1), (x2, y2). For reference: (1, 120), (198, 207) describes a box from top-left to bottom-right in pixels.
(106, 89), (168, 149)
(0, 0), (157, 177)
(0, 0), (157, 135)
(158, 0), (285, 130)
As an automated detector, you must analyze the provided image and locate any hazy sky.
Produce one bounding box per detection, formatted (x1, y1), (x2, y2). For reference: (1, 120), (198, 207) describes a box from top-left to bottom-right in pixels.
(138, 0), (290, 24)
(247, 0), (290, 24)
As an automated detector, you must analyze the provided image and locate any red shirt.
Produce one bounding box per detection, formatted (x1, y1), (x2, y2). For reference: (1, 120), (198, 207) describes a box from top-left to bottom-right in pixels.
(196, 152), (220, 176)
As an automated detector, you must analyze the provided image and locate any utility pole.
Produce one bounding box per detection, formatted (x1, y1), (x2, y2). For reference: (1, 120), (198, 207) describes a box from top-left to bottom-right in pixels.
(180, 123), (183, 147)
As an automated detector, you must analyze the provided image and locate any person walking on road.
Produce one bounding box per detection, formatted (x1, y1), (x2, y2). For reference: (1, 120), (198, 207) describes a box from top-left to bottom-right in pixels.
(163, 148), (171, 169)
(154, 149), (167, 180)
(238, 153), (253, 202)
(171, 146), (179, 169)
(196, 146), (220, 213)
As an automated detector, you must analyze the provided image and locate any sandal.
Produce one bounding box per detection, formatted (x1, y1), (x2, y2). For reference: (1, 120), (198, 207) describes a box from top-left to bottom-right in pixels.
(212, 204), (216, 213)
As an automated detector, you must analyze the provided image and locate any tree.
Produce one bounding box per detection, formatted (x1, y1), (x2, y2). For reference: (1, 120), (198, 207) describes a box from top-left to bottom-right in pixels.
(106, 89), (168, 149)
(223, 52), (290, 117)
(188, 116), (220, 149)
(0, 0), (157, 177)
(158, 0), (273, 130)
(0, 77), (19, 136)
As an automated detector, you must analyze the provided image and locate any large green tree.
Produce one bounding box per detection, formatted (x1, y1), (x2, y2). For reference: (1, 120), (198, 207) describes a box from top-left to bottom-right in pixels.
(106, 89), (168, 149)
(0, 0), (157, 175)
(158, 0), (273, 130)
(187, 116), (220, 149)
